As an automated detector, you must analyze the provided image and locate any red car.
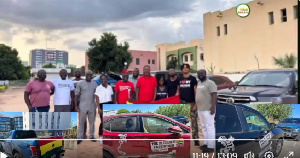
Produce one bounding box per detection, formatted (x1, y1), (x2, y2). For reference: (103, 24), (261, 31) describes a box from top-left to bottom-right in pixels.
(103, 113), (191, 158)
(194, 75), (234, 90)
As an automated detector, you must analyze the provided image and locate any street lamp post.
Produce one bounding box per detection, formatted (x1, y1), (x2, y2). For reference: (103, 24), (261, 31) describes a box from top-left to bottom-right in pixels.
(124, 62), (127, 69)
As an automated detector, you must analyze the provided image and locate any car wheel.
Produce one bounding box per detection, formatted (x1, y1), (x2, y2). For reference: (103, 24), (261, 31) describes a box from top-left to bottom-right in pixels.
(103, 150), (115, 158)
(273, 138), (283, 157)
(295, 135), (300, 141)
(13, 152), (22, 158)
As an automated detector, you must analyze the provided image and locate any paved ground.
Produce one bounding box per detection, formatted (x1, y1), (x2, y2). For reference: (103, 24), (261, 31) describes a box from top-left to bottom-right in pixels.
(279, 138), (300, 158)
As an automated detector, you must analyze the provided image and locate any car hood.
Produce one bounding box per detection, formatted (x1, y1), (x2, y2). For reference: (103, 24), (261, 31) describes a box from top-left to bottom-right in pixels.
(218, 86), (287, 97)
(277, 123), (300, 128)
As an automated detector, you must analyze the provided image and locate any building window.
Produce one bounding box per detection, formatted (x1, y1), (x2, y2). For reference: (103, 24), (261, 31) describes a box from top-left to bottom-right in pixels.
(39, 123), (42, 127)
(32, 114), (35, 118)
(32, 123), (35, 126)
(45, 123), (48, 127)
(190, 54), (193, 61)
(224, 24), (227, 35)
(200, 53), (204, 61)
(57, 126), (59, 129)
(52, 116), (54, 119)
(39, 115), (42, 118)
(184, 55), (188, 62)
(148, 59), (150, 64)
(136, 58), (140, 65)
(294, 5), (298, 19)
(58, 116), (60, 119)
(269, 12), (274, 24)
(217, 26), (220, 36)
(45, 115), (48, 119)
(152, 60), (155, 64)
(281, 8), (287, 22)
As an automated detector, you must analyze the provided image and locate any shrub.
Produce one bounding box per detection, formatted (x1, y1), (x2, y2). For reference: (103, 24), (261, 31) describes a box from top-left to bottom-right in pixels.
(0, 86), (5, 92)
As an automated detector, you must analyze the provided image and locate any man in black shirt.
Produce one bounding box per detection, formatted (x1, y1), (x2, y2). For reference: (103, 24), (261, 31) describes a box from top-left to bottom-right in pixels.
(166, 68), (179, 97)
(178, 63), (199, 146)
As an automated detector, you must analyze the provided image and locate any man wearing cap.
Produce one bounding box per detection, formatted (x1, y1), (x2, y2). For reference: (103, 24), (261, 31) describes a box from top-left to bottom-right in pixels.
(114, 70), (135, 104)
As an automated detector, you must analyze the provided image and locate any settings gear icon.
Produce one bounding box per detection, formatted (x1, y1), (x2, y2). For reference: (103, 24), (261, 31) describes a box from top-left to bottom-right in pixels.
(264, 151), (274, 158)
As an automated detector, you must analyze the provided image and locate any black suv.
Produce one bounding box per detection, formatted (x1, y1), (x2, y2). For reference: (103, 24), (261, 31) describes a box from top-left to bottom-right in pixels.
(216, 104), (284, 158)
(217, 69), (298, 104)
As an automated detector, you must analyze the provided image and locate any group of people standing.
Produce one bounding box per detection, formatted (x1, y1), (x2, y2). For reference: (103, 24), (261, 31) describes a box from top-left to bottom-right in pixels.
(24, 63), (217, 153)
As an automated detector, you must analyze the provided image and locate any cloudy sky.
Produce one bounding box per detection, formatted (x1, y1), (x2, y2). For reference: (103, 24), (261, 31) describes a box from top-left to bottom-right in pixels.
(0, 0), (249, 67)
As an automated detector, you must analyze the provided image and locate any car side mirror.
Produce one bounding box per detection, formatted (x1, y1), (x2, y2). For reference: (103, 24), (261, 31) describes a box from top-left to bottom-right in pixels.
(168, 126), (182, 135)
(270, 123), (276, 129)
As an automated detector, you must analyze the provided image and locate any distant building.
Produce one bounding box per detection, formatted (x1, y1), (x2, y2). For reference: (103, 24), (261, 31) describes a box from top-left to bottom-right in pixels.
(202, 0), (297, 73)
(127, 50), (158, 72)
(22, 61), (29, 67)
(23, 112), (71, 131)
(29, 49), (69, 68)
(156, 40), (204, 71)
(103, 110), (117, 117)
(0, 115), (23, 135)
(85, 50), (158, 73)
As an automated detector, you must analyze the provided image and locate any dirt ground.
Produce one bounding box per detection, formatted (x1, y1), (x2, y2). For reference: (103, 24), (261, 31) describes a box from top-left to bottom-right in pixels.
(0, 87), (103, 157)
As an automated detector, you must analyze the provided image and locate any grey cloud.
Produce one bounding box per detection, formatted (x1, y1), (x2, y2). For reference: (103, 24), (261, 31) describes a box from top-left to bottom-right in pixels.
(64, 39), (89, 51)
(0, 0), (197, 30)
(25, 38), (38, 44)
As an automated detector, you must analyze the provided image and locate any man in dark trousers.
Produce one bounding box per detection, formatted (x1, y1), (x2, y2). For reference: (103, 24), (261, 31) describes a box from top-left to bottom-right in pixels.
(178, 64), (199, 146)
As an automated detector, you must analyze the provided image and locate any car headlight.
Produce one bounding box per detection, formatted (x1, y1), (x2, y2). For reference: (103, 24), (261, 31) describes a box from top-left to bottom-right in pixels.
(271, 97), (282, 104)
(293, 128), (299, 132)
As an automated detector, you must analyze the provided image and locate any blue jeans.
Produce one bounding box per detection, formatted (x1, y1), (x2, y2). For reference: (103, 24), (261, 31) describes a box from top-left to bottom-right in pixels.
(29, 105), (50, 112)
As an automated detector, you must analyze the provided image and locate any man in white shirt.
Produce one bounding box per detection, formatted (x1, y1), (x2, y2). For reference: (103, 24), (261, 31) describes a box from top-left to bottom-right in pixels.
(52, 69), (75, 112)
(94, 75), (114, 145)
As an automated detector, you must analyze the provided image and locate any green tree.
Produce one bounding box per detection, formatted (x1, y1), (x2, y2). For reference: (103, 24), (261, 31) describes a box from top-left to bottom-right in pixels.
(80, 66), (85, 75)
(87, 32), (133, 73)
(255, 104), (295, 122)
(0, 44), (28, 80)
(131, 109), (142, 113)
(42, 63), (56, 68)
(166, 58), (178, 70)
(272, 53), (297, 68)
(66, 65), (76, 77)
(117, 109), (131, 114)
(155, 104), (190, 119)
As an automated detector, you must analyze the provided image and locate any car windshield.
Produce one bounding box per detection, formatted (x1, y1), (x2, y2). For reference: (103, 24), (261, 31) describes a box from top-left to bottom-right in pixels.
(15, 131), (37, 139)
(280, 118), (300, 124)
(238, 71), (292, 87)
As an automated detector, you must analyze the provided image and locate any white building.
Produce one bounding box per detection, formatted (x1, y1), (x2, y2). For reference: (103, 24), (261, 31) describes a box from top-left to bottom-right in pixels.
(22, 112), (71, 131)
(30, 68), (71, 81)
(103, 110), (117, 117)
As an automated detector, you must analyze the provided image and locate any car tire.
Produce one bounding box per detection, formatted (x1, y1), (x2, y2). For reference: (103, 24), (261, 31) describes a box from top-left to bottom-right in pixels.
(295, 135), (300, 141)
(273, 138), (283, 157)
(103, 150), (115, 158)
(13, 152), (22, 158)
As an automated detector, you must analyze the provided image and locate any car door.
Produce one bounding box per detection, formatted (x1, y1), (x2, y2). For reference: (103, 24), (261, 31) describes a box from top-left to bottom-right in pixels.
(216, 104), (253, 158)
(3, 131), (12, 156)
(140, 116), (190, 158)
(103, 116), (143, 157)
(239, 107), (273, 158)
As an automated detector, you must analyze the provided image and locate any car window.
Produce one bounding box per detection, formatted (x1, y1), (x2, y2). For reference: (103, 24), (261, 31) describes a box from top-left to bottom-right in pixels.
(104, 117), (139, 132)
(142, 116), (190, 133)
(15, 131), (37, 139)
(241, 108), (270, 131)
(210, 77), (225, 85)
(238, 72), (292, 87)
(6, 132), (12, 139)
(216, 104), (243, 133)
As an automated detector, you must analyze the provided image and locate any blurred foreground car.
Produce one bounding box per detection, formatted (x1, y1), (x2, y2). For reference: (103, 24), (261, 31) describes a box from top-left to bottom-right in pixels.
(103, 113), (190, 158)
(216, 104), (284, 157)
